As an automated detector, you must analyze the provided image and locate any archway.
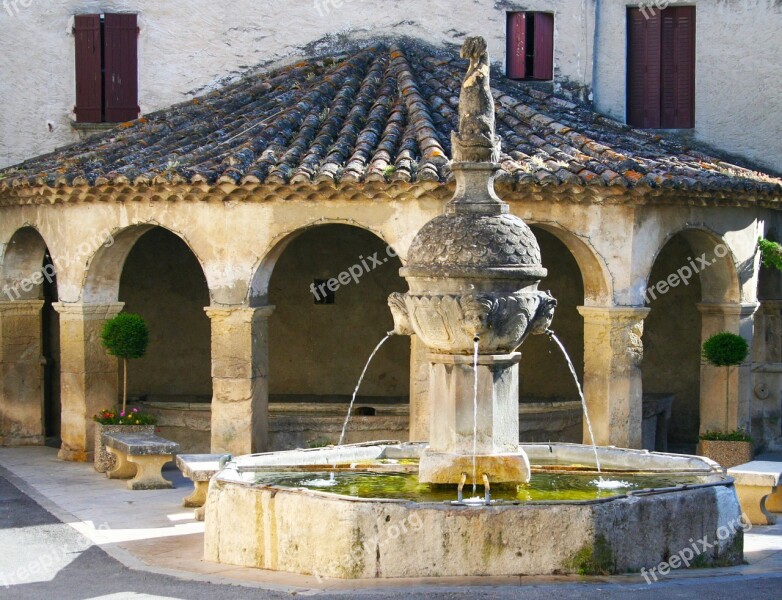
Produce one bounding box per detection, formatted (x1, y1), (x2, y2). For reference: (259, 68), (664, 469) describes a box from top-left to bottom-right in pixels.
(0, 227), (59, 445)
(265, 224), (409, 449)
(520, 226), (586, 443)
(116, 227), (212, 451)
(642, 229), (741, 452)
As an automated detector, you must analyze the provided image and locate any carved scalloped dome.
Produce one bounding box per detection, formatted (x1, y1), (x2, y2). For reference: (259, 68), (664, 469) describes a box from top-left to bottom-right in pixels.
(406, 213), (542, 268)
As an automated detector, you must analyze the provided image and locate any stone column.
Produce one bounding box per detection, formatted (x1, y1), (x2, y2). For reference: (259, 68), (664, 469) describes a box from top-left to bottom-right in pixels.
(408, 334), (430, 442)
(53, 302), (124, 461)
(577, 306), (650, 449)
(0, 300), (45, 445)
(206, 305), (274, 456)
(751, 301), (782, 448)
(697, 303), (758, 434)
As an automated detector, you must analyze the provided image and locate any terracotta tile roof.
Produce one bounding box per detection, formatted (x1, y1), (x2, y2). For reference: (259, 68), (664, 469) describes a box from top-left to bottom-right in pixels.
(1, 41), (780, 199)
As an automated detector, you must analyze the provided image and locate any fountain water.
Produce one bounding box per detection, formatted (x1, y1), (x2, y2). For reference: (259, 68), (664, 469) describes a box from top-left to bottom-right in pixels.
(546, 330), (602, 475)
(471, 337), (479, 494)
(338, 333), (393, 446)
(204, 36), (745, 580)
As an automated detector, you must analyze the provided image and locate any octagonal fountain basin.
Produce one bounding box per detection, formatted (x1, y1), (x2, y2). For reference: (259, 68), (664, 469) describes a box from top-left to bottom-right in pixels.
(203, 442), (745, 579)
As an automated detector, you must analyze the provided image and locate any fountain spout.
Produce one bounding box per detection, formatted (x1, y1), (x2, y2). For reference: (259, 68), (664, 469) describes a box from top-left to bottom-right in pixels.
(482, 473), (491, 505)
(456, 472), (468, 503)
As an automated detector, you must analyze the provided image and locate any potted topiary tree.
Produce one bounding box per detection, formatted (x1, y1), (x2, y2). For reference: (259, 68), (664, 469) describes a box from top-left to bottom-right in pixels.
(93, 313), (154, 473)
(696, 332), (753, 468)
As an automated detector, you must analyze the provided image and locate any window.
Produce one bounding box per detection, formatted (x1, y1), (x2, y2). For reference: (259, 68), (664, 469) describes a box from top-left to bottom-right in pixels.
(312, 279), (335, 305)
(627, 6), (695, 129)
(506, 12), (554, 81)
(74, 14), (139, 123)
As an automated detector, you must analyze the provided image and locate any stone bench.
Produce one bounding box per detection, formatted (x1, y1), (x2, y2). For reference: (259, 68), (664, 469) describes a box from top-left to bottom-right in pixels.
(727, 461), (782, 525)
(175, 453), (231, 520)
(103, 432), (180, 490)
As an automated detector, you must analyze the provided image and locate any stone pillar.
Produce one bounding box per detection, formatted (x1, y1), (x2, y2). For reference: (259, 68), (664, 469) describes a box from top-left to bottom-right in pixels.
(408, 334), (430, 442)
(206, 305), (274, 456)
(697, 303), (758, 434)
(418, 352), (528, 485)
(577, 306), (650, 449)
(53, 302), (124, 461)
(751, 301), (782, 448)
(0, 300), (45, 445)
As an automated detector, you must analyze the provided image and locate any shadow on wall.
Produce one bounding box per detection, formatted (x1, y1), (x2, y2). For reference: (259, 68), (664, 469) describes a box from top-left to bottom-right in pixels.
(268, 224), (410, 402)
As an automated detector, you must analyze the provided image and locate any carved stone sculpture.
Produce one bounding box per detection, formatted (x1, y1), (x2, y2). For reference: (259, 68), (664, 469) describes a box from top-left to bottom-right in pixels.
(389, 37), (556, 485)
(451, 36), (501, 163)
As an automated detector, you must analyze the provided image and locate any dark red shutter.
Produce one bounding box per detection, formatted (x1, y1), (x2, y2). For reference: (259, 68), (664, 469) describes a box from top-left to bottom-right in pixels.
(507, 12), (527, 79)
(627, 8), (662, 128)
(103, 13), (139, 123)
(661, 7), (695, 128)
(532, 12), (554, 80)
(74, 14), (102, 123)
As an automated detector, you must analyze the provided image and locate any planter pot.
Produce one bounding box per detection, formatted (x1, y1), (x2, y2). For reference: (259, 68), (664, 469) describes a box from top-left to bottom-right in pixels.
(94, 422), (156, 472)
(697, 440), (753, 470)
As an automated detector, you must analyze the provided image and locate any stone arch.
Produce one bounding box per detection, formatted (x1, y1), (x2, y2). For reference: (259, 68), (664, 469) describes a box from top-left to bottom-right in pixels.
(81, 224), (213, 452)
(0, 226), (61, 445)
(257, 222), (409, 448)
(1, 226), (51, 300)
(645, 226), (741, 304)
(525, 222), (612, 305)
(516, 225), (588, 443)
(82, 223), (210, 303)
(642, 227), (743, 451)
(249, 219), (401, 307)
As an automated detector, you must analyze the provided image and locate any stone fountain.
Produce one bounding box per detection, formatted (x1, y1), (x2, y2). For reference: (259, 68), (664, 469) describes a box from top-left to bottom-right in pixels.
(388, 36), (555, 486)
(203, 38), (744, 580)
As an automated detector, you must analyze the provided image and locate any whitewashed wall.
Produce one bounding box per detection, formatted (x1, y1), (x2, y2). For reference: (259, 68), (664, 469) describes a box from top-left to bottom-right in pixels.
(0, 0), (595, 168)
(593, 0), (782, 175)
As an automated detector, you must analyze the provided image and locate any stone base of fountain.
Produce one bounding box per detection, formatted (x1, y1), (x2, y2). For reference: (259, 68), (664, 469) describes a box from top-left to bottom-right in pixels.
(418, 450), (530, 485)
(204, 442), (745, 579)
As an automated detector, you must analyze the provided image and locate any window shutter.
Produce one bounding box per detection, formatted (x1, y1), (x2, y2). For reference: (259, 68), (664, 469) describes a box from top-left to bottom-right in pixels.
(103, 13), (139, 123)
(507, 12), (527, 79)
(74, 14), (102, 123)
(532, 12), (554, 80)
(627, 8), (661, 128)
(661, 7), (695, 128)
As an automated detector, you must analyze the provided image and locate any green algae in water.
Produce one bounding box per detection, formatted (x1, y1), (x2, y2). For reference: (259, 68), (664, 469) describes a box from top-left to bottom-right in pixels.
(252, 471), (702, 502)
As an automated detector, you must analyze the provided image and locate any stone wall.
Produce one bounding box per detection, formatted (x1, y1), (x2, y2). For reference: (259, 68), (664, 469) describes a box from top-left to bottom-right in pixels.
(143, 400), (582, 453)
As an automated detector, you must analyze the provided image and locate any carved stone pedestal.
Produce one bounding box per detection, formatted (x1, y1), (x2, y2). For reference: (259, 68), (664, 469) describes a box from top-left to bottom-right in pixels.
(419, 352), (530, 484)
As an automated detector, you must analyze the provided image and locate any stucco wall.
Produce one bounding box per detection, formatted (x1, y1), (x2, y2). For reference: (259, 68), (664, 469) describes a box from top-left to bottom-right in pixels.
(0, 0), (595, 168)
(593, 0), (782, 174)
